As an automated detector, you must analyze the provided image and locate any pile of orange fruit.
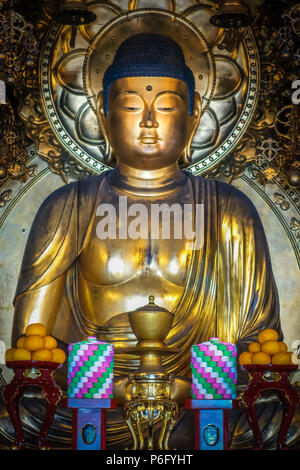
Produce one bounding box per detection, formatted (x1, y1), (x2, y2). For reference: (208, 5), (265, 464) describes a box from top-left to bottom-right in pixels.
(5, 323), (66, 364)
(239, 328), (296, 366)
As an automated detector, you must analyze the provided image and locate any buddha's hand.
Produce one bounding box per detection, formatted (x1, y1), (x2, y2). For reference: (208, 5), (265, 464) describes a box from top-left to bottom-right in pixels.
(113, 376), (192, 406)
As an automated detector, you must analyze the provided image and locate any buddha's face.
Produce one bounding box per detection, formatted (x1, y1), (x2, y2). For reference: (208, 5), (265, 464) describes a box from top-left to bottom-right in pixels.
(98, 76), (200, 171)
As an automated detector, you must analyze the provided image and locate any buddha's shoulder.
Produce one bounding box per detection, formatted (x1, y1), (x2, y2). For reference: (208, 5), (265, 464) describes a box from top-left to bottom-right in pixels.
(216, 179), (254, 205)
(39, 173), (107, 208)
(192, 175), (259, 218)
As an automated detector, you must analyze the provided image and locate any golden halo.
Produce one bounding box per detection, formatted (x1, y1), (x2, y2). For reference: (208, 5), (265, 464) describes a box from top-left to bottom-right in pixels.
(83, 9), (216, 116)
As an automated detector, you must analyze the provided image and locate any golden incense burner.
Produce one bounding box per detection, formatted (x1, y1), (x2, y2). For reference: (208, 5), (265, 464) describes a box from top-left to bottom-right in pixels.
(123, 295), (179, 450)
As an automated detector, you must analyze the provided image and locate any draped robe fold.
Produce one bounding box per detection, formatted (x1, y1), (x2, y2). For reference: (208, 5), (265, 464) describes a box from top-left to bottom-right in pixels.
(12, 171), (282, 383)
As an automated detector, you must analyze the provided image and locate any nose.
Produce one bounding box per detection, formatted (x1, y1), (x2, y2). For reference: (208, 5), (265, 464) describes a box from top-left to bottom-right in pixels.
(139, 106), (158, 129)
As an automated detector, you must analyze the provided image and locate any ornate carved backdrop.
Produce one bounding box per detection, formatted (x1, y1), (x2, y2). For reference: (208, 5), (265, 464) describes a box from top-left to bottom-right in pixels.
(0, 0), (299, 449)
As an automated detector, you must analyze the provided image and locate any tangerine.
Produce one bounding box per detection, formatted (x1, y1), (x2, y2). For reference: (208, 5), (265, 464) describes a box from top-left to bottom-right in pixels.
(271, 352), (291, 365)
(43, 336), (57, 349)
(32, 349), (52, 362)
(248, 342), (261, 353)
(23, 335), (44, 352)
(13, 348), (31, 361)
(5, 348), (17, 362)
(252, 352), (271, 365)
(239, 351), (253, 365)
(16, 336), (26, 348)
(25, 323), (47, 337)
(261, 340), (281, 356)
(257, 329), (279, 344)
(51, 348), (66, 364)
(278, 342), (288, 352)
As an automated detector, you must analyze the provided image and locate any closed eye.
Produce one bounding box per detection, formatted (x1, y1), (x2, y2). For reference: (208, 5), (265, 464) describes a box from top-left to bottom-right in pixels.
(121, 106), (142, 111)
(157, 107), (177, 111)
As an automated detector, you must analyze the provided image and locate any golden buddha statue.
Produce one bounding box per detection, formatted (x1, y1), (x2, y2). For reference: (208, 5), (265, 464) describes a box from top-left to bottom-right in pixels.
(11, 33), (281, 446)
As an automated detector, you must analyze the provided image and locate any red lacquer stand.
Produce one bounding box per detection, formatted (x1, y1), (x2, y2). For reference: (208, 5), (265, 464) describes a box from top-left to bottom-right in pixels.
(3, 361), (63, 450)
(240, 365), (299, 450)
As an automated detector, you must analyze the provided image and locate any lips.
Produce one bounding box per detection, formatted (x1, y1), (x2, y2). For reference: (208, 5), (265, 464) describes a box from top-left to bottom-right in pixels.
(138, 133), (160, 144)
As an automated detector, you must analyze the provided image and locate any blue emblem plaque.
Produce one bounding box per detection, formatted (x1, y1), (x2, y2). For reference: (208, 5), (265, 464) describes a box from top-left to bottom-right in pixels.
(81, 423), (97, 445)
(203, 424), (219, 446)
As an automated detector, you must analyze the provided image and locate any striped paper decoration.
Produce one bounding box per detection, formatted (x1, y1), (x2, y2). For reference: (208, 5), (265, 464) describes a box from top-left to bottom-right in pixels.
(191, 338), (237, 399)
(68, 337), (114, 399)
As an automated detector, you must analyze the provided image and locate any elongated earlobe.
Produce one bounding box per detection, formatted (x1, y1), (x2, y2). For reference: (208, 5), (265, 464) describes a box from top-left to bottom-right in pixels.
(181, 144), (192, 165)
(181, 92), (202, 165)
(104, 140), (114, 165)
(96, 91), (115, 166)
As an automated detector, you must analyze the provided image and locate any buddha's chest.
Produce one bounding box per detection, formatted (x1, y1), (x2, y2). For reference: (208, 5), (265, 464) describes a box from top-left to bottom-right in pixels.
(79, 234), (192, 287)
(78, 184), (195, 288)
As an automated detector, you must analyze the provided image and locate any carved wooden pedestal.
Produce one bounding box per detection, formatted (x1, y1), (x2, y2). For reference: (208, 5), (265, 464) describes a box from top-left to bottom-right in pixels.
(185, 399), (239, 450)
(67, 398), (117, 450)
(240, 365), (299, 450)
(3, 361), (63, 450)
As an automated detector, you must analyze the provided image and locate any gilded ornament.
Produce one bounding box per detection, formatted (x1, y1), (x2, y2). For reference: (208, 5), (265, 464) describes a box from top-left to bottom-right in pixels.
(274, 193), (290, 211)
(210, 0), (252, 28)
(287, 166), (300, 188)
(0, 189), (12, 207)
(56, 0), (97, 48)
(0, 0), (39, 86)
(0, 103), (38, 183)
(263, 167), (278, 181)
(290, 217), (300, 239)
(121, 295), (178, 449)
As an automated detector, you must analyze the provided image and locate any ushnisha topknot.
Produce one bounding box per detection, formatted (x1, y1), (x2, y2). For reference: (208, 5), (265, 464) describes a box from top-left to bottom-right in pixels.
(102, 33), (195, 116)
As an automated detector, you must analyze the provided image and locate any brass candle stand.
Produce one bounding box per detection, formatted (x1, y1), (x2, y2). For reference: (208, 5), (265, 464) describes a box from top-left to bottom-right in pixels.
(122, 295), (179, 450)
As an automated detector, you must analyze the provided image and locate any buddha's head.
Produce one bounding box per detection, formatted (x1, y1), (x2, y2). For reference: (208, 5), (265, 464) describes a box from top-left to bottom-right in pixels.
(97, 33), (201, 171)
